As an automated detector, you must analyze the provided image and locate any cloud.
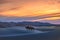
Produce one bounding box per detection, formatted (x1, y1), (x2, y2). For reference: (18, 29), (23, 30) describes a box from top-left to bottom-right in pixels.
(0, 0), (7, 4)
(35, 13), (60, 19)
(0, 13), (60, 24)
(0, 13), (59, 20)
(23, 13), (60, 20)
(0, 0), (23, 12)
(0, 0), (60, 24)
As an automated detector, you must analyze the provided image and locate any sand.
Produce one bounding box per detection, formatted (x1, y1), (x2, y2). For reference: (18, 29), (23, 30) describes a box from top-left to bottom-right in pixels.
(0, 29), (60, 40)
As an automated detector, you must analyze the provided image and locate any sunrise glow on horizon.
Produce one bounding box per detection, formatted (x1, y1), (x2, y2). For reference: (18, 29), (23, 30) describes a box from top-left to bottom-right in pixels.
(0, 0), (60, 24)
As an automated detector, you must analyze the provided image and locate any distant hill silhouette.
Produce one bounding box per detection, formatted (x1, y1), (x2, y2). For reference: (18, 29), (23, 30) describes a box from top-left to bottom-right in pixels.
(16, 21), (56, 26)
(0, 21), (60, 28)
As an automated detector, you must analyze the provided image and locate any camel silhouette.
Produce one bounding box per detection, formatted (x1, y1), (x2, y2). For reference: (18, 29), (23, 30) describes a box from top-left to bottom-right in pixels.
(25, 25), (34, 30)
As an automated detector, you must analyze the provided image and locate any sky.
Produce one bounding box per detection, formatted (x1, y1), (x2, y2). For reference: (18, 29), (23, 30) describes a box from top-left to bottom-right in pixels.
(0, 0), (60, 24)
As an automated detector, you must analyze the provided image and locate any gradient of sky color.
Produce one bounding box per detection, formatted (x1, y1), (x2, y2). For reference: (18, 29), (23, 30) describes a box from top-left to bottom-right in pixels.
(0, 0), (60, 24)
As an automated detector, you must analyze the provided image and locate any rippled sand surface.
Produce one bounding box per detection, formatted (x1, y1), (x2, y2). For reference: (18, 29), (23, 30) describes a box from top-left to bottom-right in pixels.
(0, 27), (60, 40)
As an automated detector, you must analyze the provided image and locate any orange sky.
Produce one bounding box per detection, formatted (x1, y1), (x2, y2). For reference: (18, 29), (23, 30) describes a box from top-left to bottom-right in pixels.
(0, 0), (60, 21)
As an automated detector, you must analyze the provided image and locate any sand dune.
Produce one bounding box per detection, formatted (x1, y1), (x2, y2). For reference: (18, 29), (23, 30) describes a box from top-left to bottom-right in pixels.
(0, 27), (60, 40)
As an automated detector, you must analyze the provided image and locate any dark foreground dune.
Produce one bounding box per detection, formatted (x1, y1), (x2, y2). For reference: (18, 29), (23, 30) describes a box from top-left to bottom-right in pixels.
(0, 29), (60, 40)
